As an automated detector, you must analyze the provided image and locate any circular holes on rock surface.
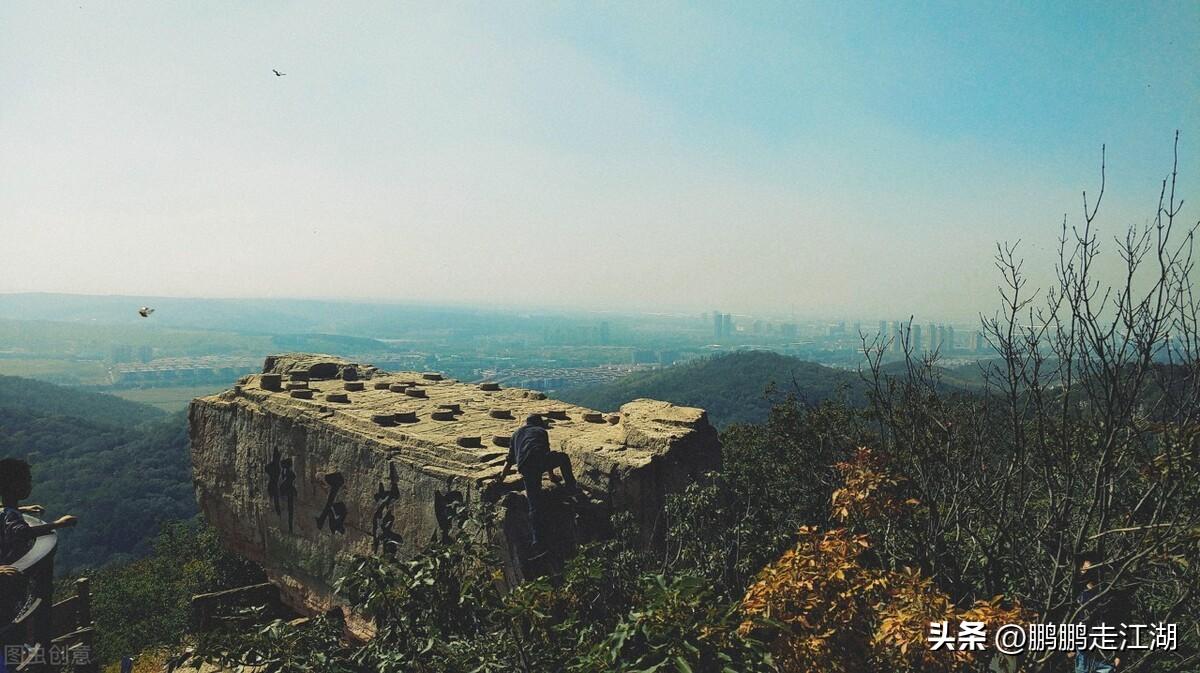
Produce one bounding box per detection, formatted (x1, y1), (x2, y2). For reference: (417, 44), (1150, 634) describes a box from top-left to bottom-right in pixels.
(583, 412), (605, 423)
(373, 381), (392, 390)
(492, 435), (512, 447)
(478, 382), (500, 391)
(286, 381), (309, 391)
(372, 413), (396, 426)
(421, 372), (444, 381)
(389, 383), (409, 393)
(431, 410), (456, 421)
(405, 388), (427, 398)
(289, 371), (310, 382)
(489, 409), (513, 419)
(546, 409), (569, 420)
(437, 403), (462, 414)
(456, 436), (482, 448)
(325, 392), (350, 403)
(289, 389), (314, 400)
(394, 411), (418, 424)
(344, 381), (365, 392)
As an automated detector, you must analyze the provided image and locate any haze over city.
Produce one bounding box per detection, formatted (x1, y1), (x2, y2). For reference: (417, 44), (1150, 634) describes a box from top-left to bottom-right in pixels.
(2, 2), (1198, 320)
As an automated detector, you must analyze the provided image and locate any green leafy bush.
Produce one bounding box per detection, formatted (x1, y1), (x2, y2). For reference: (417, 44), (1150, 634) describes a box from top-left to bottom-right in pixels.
(84, 521), (263, 664)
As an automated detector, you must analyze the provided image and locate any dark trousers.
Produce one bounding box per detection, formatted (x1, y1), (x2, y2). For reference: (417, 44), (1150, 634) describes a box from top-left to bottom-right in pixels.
(520, 451), (576, 547)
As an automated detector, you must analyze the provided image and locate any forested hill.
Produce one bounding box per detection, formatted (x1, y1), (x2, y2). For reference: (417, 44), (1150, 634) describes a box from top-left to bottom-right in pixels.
(0, 377), (194, 573)
(559, 351), (869, 428)
(0, 375), (165, 427)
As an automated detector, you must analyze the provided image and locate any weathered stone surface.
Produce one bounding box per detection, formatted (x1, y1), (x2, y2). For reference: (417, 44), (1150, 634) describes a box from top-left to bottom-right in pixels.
(263, 354), (363, 381)
(190, 353), (720, 636)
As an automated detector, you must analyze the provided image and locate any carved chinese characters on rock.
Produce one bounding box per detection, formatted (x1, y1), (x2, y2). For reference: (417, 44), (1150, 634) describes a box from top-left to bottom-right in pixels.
(371, 463), (404, 557)
(266, 448), (297, 532)
(316, 472), (347, 534)
(433, 489), (465, 542)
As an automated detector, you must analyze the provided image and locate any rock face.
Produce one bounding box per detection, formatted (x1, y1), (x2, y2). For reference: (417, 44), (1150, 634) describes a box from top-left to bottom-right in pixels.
(190, 354), (720, 633)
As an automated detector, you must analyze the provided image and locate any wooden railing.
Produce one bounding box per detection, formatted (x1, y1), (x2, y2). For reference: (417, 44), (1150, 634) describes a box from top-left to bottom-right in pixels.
(191, 582), (282, 631)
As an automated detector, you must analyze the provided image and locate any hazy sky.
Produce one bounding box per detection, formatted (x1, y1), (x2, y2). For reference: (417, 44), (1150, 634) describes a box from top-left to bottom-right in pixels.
(2, 2), (1197, 320)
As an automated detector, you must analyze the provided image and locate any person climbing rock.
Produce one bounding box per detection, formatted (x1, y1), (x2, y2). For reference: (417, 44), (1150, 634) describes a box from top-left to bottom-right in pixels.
(493, 414), (578, 555)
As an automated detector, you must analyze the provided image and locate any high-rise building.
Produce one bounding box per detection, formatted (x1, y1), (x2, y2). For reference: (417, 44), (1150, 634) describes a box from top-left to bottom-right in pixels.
(968, 331), (983, 352)
(911, 323), (922, 352)
(713, 312), (724, 339)
(722, 313), (734, 338)
(945, 325), (956, 352)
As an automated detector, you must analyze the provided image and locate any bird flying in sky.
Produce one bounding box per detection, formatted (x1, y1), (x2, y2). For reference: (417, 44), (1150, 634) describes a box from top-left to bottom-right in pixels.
(138, 307), (154, 317)
(272, 69), (286, 77)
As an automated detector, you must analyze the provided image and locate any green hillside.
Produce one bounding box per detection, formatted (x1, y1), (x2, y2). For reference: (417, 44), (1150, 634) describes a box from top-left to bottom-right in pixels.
(0, 377), (194, 573)
(559, 351), (869, 427)
(0, 374), (166, 427)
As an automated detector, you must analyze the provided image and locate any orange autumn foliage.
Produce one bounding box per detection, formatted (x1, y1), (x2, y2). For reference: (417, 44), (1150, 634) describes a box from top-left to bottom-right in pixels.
(738, 526), (886, 673)
(739, 448), (1028, 673)
(830, 446), (915, 523)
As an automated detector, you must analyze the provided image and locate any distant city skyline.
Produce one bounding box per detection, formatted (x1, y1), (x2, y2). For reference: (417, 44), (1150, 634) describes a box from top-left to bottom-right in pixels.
(2, 3), (1197, 321)
(0, 289), (1000, 329)
(0, 291), (995, 394)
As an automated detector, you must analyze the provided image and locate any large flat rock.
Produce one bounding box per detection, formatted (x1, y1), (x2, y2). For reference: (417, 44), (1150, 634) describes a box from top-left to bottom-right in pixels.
(189, 354), (720, 632)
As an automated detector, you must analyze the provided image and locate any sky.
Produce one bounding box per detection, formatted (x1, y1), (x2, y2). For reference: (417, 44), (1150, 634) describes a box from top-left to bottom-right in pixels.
(1, 2), (1197, 321)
